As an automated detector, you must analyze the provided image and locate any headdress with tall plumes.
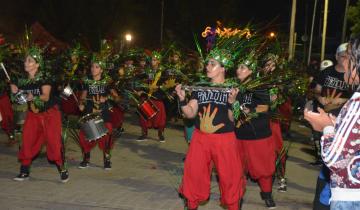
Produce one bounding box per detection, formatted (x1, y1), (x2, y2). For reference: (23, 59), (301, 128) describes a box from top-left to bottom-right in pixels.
(26, 46), (44, 68)
(69, 42), (84, 58)
(200, 22), (255, 71)
(151, 50), (162, 61)
(237, 50), (258, 72)
(17, 26), (45, 69)
(91, 39), (112, 69)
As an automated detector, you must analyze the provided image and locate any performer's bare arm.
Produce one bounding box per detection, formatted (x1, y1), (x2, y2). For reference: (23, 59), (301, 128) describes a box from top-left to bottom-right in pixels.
(181, 99), (198, 119)
(79, 90), (88, 111)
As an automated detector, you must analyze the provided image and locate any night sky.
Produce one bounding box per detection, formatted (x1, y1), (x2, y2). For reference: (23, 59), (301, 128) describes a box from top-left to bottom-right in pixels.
(0, 0), (357, 52)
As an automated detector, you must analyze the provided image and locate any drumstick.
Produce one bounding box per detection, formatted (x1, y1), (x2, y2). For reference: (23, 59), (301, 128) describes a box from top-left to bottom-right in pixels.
(0, 62), (11, 81)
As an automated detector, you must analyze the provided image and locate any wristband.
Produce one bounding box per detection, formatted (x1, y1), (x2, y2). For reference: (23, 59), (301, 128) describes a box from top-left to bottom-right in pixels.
(227, 102), (233, 110)
(179, 100), (187, 107)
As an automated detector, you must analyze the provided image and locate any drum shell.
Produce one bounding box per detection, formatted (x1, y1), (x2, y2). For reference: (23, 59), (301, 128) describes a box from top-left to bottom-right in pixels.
(79, 113), (108, 141)
(137, 99), (159, 120)
(13, 103), (28, 125)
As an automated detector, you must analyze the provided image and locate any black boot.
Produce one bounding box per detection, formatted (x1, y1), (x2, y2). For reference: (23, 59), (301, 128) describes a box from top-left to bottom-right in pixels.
(158, 129), (165, 142)
(260, 192), (276, 209)
(103, 153), (112, 170)
(137, 130), (148, 141)
(79, 152), (90, 169)
(239, 198), (244, 209)
(13, 165), (30, 181)
(56, 165), (69, 183)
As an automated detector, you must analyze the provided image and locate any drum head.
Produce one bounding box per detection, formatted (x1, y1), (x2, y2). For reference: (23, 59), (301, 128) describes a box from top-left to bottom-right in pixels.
(79, 112), (100, 123)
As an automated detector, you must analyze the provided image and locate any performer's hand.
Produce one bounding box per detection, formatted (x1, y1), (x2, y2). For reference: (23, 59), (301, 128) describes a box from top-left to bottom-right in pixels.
(26, 93), (34, 101)
(270, 94), (278, 102)
(10, 84), (18, 94)
(175, 84), (186, 102)
(199, 104), (224, 133)
(79, 104), (85, 111)
(99, 95), (107, 103)
(228, 88), (239, 104)
(304, 107), (335, 132)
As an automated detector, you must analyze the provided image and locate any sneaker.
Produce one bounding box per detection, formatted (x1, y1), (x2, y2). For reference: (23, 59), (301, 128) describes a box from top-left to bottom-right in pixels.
(278, 178), (287, 192)
(264, 198), (276, 209)
(13, 173), (29, 181)
(104, 159), (112, 170)
(260, 192), (276, 209)
(278, 184), (287, 193)
(158, 131), (165, 143)
(78, 160), (90, 169)
(159, 135), (165, 143)
(59, 170), (69, 183)
(136, 134), (148, 142)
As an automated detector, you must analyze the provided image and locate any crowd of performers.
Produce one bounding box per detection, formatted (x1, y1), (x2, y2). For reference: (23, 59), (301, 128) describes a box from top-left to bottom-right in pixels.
(0, 25), (301, 210)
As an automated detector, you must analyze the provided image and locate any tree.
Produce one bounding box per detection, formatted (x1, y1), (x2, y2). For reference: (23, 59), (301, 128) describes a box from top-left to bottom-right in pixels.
(348, 0), (360, 35)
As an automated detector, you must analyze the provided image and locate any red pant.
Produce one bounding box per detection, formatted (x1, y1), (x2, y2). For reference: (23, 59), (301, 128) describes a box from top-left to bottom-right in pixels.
(18, 106), (63, 166)
(61, 92), (81, 116)
(270, 120), (287, 177)
(109, 106), (124, 129)
(139, 99), (166, 131)
(278, 98), (292, 133)
(237, 136), (276, 192)
(179, 129), (245, 210)
(0, 93), (14, 135)
(270, 120), (283, 153)
(78, 122), (113, 153)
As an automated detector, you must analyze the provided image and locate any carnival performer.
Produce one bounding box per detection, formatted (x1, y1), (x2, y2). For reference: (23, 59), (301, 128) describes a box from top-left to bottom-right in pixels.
(164, 49), (185, 122)
(0, 74), (15, 144)
(263, 53), (289, 193)
(176, 48), (245, 210)
(136, 51), (166, 142)
(77, 53), (120, 170)
(10, 46), (69, 182)
(229, 53), (276, 209)
(60, 44), (84, 116)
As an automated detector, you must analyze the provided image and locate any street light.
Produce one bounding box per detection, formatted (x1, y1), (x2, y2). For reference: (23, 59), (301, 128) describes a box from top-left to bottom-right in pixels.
(269, 32), (276, 38)
(125, 33), (132, 42)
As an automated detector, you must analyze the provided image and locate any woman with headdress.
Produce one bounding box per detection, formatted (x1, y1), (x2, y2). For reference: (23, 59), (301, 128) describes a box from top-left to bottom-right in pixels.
(175, 48), (245, 210)
(229, 52), (276, 209)
(136, 51), (167, 142)
(77, 53), (120, 170)
(262, 52), (290, 194)
(60, 43), (85, 116)
(10, 46), (69, 182)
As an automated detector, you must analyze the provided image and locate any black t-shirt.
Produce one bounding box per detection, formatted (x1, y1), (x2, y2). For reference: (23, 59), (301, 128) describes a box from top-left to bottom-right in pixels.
(18, 79), (57, 112)
(234, 89), (272, 140)
(315, 66), (355, 115)
(190, 89), (234, 134)
(83, 77), (113, 122)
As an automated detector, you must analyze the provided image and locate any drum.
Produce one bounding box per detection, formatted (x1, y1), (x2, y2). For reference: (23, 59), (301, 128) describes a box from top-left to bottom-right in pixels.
(137, 99), (159, 120)
(14, 91), (27, 105)
(13, 103), (28, 125)
(79, 113), (108, 141)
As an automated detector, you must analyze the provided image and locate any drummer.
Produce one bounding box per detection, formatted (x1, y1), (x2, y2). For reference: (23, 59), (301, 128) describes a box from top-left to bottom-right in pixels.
(77, 53), (120, 170)
(10, 46), (69, 183)
(136, 51), (167, 142)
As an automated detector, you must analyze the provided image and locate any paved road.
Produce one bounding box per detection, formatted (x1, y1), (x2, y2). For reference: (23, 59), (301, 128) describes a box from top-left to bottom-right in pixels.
(0, 113), (318, 210)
